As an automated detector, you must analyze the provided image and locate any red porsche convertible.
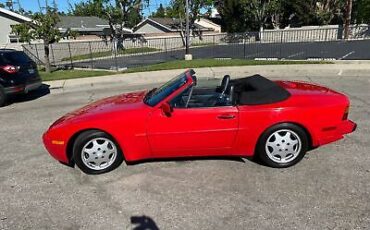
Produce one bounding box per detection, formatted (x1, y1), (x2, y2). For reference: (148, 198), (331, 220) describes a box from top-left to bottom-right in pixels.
(43, 69), (356, 174)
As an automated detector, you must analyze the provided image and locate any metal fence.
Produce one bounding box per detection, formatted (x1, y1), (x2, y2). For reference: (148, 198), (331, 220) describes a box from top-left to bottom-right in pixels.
(22, 25), (370, 70)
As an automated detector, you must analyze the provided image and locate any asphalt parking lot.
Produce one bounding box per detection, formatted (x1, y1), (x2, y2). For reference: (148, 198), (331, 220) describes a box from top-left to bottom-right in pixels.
(0, 72), (369, 229)
(74, 39), (370, 69)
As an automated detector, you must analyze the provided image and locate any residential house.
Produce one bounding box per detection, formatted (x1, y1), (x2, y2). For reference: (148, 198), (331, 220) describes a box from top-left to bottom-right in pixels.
(0, 7), (31, 45)
(134, 17), (221, 37)
(195, 18), (221, 33)
(58, 16), (131, 40)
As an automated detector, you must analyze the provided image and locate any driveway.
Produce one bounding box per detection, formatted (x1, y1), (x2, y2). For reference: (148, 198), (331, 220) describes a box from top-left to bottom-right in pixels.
(0, 72), (369, 229)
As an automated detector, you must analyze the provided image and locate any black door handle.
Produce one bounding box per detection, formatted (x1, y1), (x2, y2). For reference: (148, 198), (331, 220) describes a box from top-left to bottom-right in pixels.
(217, 114), (236, 119)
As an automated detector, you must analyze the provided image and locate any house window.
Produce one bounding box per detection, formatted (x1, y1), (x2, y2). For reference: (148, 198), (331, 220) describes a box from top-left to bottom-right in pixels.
(8, 34), (20, 43)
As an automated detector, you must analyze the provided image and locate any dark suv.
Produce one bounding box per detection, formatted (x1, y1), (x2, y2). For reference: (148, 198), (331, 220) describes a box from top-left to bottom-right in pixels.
(0, 49), (42, 106)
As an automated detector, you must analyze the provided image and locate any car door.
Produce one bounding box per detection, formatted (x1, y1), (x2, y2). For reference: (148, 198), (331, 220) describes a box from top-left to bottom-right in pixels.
(147, 106), (239, 157)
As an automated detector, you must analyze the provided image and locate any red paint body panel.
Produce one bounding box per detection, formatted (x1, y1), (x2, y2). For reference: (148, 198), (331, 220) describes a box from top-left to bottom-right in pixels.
(43, 75), (356, 165)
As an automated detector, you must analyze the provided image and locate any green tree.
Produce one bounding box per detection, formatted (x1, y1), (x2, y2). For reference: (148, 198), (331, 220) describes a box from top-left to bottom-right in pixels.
(71, 0), (148, 49)
(245, 0), (282, 32)
(354, 0), (370, 23)
(12, 7), (61, 73)
(216, 0), (248, 32)
(70, 0), (109, 18)
(151, 3), (166, 17)
(315, 0), (345, 25)
(279, 0), (345, 27)
(169, 0), (213, 44)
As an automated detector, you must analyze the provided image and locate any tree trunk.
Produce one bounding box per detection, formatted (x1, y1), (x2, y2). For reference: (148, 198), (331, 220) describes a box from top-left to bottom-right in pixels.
(258, 24), (264, 41)
(344, 0), (353, 40)
(43, 40), (51, 73)
(178, 15), (186, 47)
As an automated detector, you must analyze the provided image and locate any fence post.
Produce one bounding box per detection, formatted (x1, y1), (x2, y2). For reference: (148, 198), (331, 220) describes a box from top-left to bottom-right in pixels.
(212, 35), (216, 58)
(67, 42), (73, 69)
(114, 44), (118, 71)
(164, 37), (168, 58)
(243, 33), (246, 59)
(280, 30), (284, 59)
(88, 41), (94, 69)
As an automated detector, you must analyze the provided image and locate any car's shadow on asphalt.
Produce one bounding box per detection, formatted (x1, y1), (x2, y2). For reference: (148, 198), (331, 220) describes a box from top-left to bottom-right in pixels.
(7, 84), (50, 105)
(131, 215), (159, 230)
(126, 155), (249, 166)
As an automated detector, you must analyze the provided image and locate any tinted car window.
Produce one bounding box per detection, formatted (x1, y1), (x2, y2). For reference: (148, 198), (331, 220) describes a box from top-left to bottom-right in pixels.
(0, 54), (7, 65)
(0, 52), (32, 64)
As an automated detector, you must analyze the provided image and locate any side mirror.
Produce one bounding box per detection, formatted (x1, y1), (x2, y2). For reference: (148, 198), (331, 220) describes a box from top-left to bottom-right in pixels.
(161, 102), (173, 117)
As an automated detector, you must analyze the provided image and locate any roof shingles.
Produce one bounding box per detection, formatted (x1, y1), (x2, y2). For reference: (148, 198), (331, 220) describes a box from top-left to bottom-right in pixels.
(57, 16), (109, 29)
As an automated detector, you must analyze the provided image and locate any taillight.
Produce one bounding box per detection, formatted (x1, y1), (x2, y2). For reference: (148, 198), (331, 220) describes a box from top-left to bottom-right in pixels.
(1, 65), (20, 74)
(343, 106), (349, 120)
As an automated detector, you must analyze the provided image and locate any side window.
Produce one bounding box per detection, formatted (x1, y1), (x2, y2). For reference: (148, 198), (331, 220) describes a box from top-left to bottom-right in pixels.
(170, 85), (234, 109)
(170, 87), (192, 108)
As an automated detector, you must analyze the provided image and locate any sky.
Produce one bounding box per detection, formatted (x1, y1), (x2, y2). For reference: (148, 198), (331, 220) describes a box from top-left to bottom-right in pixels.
(0, 0), (171, 16)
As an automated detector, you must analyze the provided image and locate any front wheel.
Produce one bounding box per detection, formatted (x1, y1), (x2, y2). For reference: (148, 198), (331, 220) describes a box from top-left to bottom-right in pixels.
(73, 130), (124, 174)
(256, 123), (309, 168)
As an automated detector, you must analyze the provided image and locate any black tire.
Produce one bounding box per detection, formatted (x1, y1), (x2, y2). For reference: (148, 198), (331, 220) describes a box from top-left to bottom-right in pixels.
(73, 130), (124, 174)
(0, 86), (7, 107)
(256, 123), (309, 168)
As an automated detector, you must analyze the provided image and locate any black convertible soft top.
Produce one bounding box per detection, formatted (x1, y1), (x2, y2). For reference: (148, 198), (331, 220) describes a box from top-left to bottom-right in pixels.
(231, 74), (291, 105)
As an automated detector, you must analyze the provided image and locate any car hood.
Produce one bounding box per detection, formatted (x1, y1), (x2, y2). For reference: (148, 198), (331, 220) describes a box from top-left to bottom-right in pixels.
(51, 90), (148, 127)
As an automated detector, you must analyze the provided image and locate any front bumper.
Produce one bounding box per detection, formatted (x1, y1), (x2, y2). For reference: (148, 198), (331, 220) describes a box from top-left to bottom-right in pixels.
(43, 131), (69, 164)
(3, 80), (42, 95)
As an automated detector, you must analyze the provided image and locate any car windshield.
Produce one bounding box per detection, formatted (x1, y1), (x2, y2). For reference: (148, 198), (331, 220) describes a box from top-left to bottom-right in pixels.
(144, 72), (188, 106)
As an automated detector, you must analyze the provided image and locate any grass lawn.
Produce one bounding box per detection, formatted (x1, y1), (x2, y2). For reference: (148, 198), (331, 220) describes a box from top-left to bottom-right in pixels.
(123, 59), (331, 73)
(40, 59), (331, 81)
(40, 69), (116, 81)
(61, 47), (160, 61)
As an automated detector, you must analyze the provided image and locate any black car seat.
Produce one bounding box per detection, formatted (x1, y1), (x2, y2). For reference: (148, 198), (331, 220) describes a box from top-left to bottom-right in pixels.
(207, 75), (231, 107)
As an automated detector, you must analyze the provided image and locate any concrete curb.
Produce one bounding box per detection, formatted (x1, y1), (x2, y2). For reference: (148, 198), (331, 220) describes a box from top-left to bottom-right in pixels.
(45, 62), (370, 91)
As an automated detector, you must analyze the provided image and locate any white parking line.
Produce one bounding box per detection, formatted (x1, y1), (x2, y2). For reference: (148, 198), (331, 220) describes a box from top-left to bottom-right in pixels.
(254, 57), (279, 61)
(287, 52), (305, 58)
(339, 51), (355, 60)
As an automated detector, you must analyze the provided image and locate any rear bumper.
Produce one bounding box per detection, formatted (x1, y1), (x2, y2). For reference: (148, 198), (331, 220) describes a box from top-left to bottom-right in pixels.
(339, 120), (357, 134)
(3, 80), (42, 95)
(317, 120), (357, 146)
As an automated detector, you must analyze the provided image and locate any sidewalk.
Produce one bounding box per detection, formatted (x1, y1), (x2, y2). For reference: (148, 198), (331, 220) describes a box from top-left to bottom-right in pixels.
(45, 61), (370, 91)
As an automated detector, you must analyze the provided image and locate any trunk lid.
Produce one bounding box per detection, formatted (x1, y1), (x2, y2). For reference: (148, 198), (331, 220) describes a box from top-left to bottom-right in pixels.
(276, 80), (345, 97)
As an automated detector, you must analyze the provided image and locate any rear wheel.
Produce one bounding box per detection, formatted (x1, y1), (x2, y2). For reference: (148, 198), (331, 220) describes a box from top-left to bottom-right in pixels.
(73, 130), (124, 174)
(0, 86), (6, 107)
(256, 123), (308, 168)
